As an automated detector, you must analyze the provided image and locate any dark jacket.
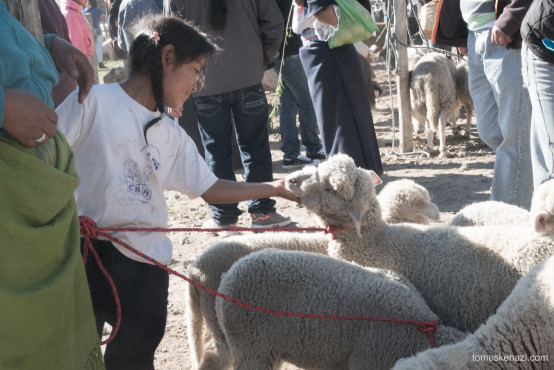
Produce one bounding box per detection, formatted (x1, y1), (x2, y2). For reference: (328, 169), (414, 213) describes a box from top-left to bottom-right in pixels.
(521, 0), (554, 64)
(275, 0), (303, 58)
(433, 0), (532, 49)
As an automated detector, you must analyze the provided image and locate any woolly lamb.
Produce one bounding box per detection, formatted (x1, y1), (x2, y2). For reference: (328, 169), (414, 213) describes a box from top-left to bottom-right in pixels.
(410, 52), (457, 157)
(448, 179), (554, 233)
(393, 253), (554, 369)
(286, 154), (554, 333)
(452, 60), (473, 138)
(216, 249), (466, 370)
(448, 201), (529, 227)
(377, 179), (440, 224)
(186, 232), (329, 370)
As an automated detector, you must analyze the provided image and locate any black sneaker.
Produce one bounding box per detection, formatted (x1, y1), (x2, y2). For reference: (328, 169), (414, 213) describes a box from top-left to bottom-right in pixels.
(282, 154), (315, 169)
(307, 149), (326, 161)
(98, 62), (107, 69)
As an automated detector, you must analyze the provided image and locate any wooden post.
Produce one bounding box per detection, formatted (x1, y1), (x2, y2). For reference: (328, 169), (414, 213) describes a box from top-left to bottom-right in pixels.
(5, 0), (43, 43)
(393, 0), (413, 153)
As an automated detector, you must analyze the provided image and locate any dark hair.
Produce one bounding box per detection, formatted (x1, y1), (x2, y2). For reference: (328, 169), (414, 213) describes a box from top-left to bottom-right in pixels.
(128, 16), (218, 143)
(210, 0), (227, 31)
(89, 0), (98, 9)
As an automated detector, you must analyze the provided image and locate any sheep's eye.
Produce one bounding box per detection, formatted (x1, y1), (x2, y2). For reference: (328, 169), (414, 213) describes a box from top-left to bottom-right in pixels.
(324, 187), (333, 192)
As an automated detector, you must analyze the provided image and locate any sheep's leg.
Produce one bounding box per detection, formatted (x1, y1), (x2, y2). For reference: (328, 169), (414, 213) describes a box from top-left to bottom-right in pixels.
(464, 105), (473, 138)
(438, 118), (449, 158)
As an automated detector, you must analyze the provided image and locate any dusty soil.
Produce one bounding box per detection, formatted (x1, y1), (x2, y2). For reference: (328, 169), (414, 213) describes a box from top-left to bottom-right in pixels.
(100, 57), (495, 369)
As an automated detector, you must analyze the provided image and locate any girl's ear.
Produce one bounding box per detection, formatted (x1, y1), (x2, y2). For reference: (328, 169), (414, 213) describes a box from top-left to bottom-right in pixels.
(161, 45), (176, 71)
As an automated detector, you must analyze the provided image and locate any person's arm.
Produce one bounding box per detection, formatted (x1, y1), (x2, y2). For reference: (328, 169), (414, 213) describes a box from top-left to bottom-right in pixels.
(494, 0), (533, 41)
(49, 37), (94, 104)
(313, 5), (338, 26)
(201, 179), (300, 205)
(258, 0), (285, 68)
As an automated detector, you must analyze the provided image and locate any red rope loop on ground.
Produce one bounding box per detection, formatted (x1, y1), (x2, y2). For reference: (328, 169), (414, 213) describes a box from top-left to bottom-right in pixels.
(77, 216), (439, 348)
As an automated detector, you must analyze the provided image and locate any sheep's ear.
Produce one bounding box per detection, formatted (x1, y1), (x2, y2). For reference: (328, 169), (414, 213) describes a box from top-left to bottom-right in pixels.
(329, 169), (356, 199)
(349, 205), (364, 238)
(364, 170), (382, 186)
(417, 200), (440, 221)
(533, 211), (553, 234)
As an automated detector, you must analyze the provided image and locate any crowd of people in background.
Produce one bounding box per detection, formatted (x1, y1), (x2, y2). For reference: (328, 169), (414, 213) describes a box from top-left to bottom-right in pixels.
(2, 0), (554, 368)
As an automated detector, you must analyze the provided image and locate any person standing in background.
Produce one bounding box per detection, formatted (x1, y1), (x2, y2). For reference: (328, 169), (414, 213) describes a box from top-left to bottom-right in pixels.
(274, 0), (325, 169)
(61, 0), (95, 61)
(521, 0), (554, 190)
(434, 0), (533, 209)
(118, 0), (163, 53)
(39, 0), (77, 106)
(166, 0), (293, 234)
(292, 0), (384, 174)
(85, 0), (107, 69)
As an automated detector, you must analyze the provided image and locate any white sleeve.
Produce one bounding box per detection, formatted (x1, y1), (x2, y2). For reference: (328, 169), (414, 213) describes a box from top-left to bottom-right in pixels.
(164, 125), (218, 199)
(55, 89), (86, 148)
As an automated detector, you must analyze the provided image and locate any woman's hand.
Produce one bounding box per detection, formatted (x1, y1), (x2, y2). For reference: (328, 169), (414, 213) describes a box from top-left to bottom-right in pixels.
(49, 37), (94, 104)
(314, 5), (338, 26)
(2, 88), (58, 147)
(490, 25), (513, 47)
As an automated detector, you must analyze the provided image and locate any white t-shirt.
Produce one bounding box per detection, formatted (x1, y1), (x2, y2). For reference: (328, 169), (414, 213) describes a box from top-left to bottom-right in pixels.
(56, 83), (218, 264)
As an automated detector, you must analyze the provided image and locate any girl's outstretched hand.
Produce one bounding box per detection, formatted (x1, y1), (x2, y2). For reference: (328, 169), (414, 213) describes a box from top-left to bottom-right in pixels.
(49, 37), (94, 104)
(271, 179), (301, 204)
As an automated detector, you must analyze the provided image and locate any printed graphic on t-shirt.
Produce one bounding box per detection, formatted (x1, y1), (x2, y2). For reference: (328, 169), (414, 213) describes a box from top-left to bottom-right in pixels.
(123, 159), (153, 201)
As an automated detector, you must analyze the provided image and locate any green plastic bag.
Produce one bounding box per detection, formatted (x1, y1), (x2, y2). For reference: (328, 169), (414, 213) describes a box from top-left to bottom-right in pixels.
(328, 0), (379, 49)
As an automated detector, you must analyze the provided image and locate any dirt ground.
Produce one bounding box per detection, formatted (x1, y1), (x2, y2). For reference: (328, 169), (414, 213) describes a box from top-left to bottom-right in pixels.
(99, 57), (495, 369)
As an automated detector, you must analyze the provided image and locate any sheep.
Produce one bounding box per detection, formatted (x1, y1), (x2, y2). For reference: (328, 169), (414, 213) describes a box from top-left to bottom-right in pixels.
(186, 232), (329, 370)
(393, 253), (554, 369)
(102, 62), (128, 84)
(448, 179), (554, 233)
(377, 179), (440, 224)
(186, 178), (443, 369)
(410, 52), (458, 157)
(452, 60), (473, 138)
(216, 249), (467, 370)
(448, 201), (529, 227)
(285, 153), (554, 334)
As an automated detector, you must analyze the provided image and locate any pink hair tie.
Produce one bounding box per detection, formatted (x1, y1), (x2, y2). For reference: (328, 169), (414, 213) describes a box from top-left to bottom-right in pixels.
(150, 31), (160, 46)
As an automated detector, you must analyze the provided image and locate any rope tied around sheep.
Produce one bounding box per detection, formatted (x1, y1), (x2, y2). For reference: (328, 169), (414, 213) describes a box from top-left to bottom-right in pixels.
(78, 216), (440, 347)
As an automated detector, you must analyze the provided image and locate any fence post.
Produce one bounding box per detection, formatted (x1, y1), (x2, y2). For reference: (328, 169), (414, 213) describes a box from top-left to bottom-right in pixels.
(393, 0), (413, 153)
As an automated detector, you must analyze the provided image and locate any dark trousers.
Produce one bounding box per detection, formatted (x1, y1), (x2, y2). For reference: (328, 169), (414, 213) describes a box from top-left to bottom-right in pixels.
(81, 239), (169, 370)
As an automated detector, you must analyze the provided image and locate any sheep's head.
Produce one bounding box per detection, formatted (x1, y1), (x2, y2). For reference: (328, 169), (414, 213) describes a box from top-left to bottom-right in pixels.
(531, 179), (554, 235)
(377, 179), (440, 224)
(286, 154), (382, 237)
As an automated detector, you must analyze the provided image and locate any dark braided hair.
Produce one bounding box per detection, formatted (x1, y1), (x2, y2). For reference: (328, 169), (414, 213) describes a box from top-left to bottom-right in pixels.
(210, 0), (227, 31)
(128, 15), (218, 143)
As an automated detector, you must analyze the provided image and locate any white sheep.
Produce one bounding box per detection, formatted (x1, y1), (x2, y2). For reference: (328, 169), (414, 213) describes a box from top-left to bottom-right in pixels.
(448, 179), (554, 232)
(285, 154), (554, 333)
(393, 253), (554, 369)
(377, 179), (440, 224)
(410, 52), (458, 157)
(186, 232), (329, 370)
(452, 60), (473, 138)
(186, 179), (442, 369)
(216, 249), (466, 370)
(448, 201), (529, 227)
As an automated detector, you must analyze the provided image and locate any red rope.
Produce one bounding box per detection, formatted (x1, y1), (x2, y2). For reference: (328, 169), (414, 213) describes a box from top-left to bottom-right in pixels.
(78, 216), (439, 347)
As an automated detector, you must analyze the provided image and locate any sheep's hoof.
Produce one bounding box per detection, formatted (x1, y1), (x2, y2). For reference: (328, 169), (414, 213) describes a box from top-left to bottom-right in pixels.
(438, 151), (453, 158)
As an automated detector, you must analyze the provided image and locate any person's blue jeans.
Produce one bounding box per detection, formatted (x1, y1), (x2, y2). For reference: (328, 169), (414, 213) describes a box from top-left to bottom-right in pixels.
(275, 55), (322, 159)
(522, 42), (554, 189)
(467, 29), (533, 209)
(94, 29), (103, 64)
(194, 83), (276, 224)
